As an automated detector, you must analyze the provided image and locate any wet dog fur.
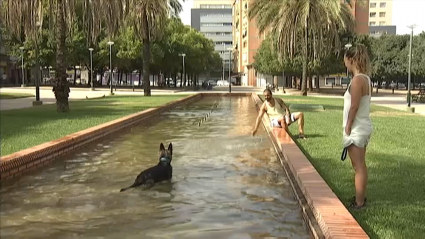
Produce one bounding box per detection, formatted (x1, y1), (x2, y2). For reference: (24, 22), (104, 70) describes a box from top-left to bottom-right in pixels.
(120, 143), (173, 192)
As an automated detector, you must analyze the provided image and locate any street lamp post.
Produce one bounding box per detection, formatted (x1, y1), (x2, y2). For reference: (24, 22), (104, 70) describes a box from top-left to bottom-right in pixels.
(179, 53), (186, 87)
(407, 24), (417, 108)
(33, 21), (42, 105)
(107, 41), (114, 95)
(89, 48), (94, 91)
(344, 43), (352, 89)
(344, 43), (352, 77)
(222, 43), (225, 82)
(19, 46), (25, 87)
(227, 47), (233, 93)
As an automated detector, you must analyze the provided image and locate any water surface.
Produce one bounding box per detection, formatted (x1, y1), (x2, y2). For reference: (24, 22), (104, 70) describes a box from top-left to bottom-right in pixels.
(1, 96), (309, 239)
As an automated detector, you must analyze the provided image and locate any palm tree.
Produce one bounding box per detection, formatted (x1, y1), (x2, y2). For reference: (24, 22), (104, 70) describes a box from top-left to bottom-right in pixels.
(125, 0), (183, 96)
(1, 0), (124, 112)
(248, 0), (355, 95)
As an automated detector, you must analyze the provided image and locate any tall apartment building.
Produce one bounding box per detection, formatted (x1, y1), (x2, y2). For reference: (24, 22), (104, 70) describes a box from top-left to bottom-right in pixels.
(232, 0), (370, 87)
(368, 1), (396, 37)
(191, 0), (233, 81)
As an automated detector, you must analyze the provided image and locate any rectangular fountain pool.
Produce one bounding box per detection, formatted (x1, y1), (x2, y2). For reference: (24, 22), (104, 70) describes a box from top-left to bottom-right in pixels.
(0, 96), (311, 239)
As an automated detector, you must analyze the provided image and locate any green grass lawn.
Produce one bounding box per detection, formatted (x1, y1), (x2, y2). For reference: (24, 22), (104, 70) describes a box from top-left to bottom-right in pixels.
(0, 95), (187, 156)
(0, 92), (34, 99)
(272, 95), (425, 239)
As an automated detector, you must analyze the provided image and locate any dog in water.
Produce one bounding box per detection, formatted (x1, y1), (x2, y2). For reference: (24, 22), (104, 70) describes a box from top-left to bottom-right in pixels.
(120, 142), (173, 192)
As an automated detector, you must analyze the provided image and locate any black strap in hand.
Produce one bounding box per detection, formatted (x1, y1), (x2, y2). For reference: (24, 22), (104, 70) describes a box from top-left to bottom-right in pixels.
(341, 148), (348, 161)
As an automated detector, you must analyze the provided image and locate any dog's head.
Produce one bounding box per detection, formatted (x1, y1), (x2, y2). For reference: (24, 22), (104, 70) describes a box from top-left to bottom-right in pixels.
(159, 142), (173, 164)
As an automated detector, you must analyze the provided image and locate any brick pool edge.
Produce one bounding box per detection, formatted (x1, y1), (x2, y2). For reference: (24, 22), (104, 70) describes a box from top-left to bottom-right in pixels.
(0, 94), (202, 182)
(250, 93), (369, 239)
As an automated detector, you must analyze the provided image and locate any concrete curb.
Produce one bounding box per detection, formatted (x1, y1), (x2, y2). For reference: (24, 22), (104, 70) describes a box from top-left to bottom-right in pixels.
(251, 93), (369, 239)
(0, 94), (201, 182)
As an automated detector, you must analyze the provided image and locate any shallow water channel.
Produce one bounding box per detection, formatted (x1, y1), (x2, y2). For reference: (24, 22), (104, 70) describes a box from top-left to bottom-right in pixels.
(0, 96), (310, 239)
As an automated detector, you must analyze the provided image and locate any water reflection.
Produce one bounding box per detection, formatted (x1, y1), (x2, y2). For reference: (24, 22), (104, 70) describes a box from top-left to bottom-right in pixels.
(0, 97), (309, 239)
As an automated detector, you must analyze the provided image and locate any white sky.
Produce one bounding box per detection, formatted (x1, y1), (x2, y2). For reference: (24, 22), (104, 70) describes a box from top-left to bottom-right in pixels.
(179, 0), (425, 35)
(392, 0), (424, 35)
(179, 0), (193, 26)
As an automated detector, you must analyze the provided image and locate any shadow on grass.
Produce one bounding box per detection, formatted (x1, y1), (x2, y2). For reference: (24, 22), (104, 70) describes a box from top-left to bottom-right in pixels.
(320, 104), (343, 111)
(290, 137), (425, 239)
(299, 133), (325, 139)
(0, 95), (185, 155)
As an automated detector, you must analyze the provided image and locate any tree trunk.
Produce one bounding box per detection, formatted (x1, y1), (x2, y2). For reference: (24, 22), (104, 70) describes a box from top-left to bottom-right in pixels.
(138, 69), (142, 86)
(301, 20), (308, 96)
(142, 16), (151, 96)
(73, 66), (77, 85)
(142, 40), (151, 96)
(308, 75), (313, 91)
(54, 0), (70, 112)
(315, 76), (320, 92)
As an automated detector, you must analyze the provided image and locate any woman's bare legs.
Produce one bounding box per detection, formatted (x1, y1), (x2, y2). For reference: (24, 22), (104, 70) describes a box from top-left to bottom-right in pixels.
(348, 144), (368, 206)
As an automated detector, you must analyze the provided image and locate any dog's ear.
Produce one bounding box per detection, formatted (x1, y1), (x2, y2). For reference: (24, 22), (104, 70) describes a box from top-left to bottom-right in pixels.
(168, 143), (173, 153)
(160, 143), (165, 151)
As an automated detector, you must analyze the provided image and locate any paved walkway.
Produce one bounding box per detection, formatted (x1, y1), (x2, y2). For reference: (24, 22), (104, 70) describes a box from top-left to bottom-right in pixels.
(1, 86), (424, 115)
(0, 87), (179, 111)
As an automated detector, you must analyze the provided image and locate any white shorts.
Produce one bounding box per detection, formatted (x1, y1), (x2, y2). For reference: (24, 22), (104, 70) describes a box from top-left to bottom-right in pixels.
(270, 114), (297, 128)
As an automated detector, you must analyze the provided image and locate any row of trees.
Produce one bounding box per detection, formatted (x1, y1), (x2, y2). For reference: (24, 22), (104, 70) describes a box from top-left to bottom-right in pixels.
(3, 18), (222, 90)
(248, 0), (425, 95)
(254, 31), (425, 91)
(0, 0), (222, 112)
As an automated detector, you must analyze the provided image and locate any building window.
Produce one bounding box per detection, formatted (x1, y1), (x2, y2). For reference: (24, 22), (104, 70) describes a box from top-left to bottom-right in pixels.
(204, 32), (231, 36)
(379, 21), (386, 25)
(201, 23), (232, 27)
(379, 12), (386, 17)
(200, 4), (231, 9)
(380, 2), (386, 8)
(370, 12), (376, 18)
(370, 2), (376, 8)
(369, 21), (376, 26)
(200, 14), (231, 18)
(215, 41), (232, 46)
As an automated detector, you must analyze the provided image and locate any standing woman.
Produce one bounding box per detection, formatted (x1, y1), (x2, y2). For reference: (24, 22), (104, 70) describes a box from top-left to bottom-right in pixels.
(342, 44), (373, 209)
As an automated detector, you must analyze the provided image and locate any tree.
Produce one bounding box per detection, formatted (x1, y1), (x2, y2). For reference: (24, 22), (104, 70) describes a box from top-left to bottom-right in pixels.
(248, 0), (355, 95)
(125, 0), (183, 96)
(1, 0), (124, 112)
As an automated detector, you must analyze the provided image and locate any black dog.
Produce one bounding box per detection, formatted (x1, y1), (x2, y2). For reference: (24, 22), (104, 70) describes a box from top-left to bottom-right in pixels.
(120, 142), (173, 192)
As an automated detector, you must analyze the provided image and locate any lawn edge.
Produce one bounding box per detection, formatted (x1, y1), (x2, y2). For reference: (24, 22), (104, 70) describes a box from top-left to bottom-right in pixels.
(0, 94), (201, 181)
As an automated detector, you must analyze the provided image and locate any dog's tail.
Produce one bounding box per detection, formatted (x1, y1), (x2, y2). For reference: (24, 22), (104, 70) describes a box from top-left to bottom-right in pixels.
(120, 184), (135, 192)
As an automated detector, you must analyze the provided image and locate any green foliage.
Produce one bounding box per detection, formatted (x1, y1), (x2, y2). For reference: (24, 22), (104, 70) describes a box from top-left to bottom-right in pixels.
(254, 31), (425, 82)
(2, 2), (218, 83)
(370, 33), (425, 82)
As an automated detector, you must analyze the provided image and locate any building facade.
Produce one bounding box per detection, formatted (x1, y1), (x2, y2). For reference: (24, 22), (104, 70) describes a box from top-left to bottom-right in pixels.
(232, 0), (370, 87)
(368, 1), (396, 37)
(191, 0), (233, 81)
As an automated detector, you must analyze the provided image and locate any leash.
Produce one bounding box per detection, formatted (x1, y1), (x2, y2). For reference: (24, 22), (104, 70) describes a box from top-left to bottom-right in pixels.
(340, 147), (348, 161)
